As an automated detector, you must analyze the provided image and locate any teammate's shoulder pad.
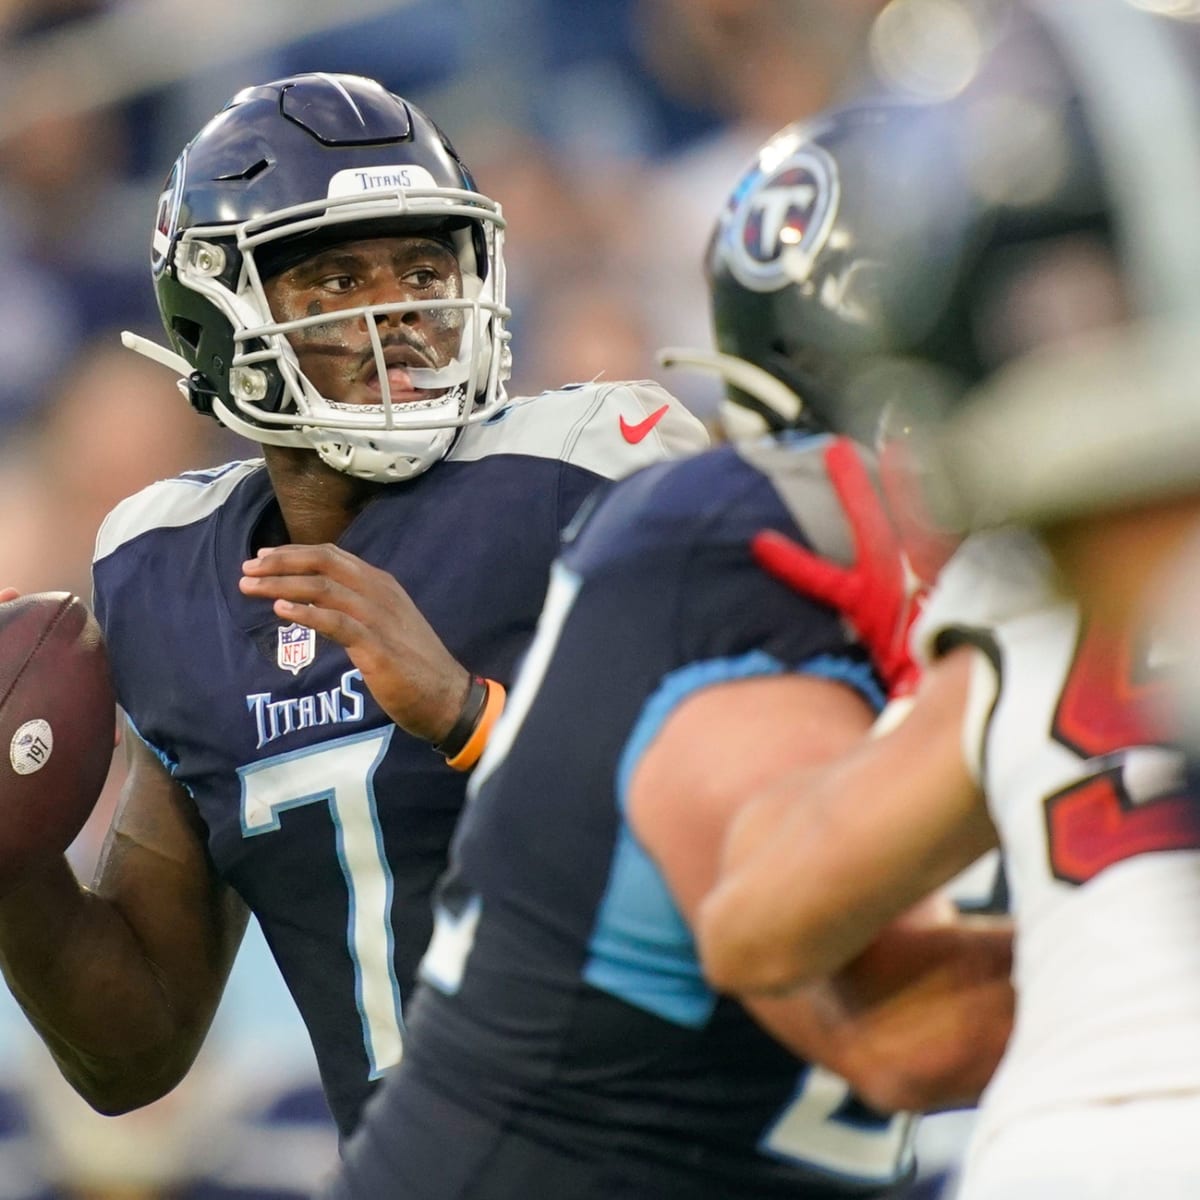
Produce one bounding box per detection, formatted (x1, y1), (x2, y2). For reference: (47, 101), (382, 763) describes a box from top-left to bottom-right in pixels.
(452, 380), (708, 478)
(735, 432), (858, 564)
(93, 459), (263, 563)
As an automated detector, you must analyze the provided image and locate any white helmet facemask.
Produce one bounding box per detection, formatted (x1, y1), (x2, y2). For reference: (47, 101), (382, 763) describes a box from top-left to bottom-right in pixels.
(134, 172), (512, 483)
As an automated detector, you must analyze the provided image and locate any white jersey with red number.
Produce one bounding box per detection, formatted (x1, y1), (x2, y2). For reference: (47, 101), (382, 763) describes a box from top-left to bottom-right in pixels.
(920, 529), (1200, 1151)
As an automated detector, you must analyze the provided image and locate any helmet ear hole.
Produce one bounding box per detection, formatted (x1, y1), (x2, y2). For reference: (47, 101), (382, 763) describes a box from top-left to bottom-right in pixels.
(172, 317), (202, 355)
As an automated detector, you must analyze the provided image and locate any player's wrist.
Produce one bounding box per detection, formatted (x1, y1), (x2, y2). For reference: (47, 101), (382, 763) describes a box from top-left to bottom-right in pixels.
(434, 675), (487, 754)
(435, 676), (506, 771)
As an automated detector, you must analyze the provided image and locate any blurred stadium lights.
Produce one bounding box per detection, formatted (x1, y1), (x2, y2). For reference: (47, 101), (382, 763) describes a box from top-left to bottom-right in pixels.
(868, 0), (983, 100)
(1129, 0), (1200, 16)
(0, 0), (418, 142)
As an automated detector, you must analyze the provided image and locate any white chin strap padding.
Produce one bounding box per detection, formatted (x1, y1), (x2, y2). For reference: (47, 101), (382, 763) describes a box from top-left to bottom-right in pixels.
(311, 424), (457, 483)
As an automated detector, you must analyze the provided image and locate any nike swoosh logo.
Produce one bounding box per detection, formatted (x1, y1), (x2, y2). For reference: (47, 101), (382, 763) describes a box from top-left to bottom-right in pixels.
(619, 404), (670, 444)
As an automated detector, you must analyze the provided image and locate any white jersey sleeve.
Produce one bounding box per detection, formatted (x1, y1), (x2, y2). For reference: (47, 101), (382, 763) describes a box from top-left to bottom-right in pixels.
(911, 527), (1060, 667)
(911, 527), (1062, 784)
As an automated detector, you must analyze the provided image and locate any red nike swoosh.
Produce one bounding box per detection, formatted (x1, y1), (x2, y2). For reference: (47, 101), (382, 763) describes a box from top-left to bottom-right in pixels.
(619, 404), (670, 444)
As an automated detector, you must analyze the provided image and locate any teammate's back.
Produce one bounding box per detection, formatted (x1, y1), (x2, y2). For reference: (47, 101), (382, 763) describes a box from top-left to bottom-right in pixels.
(327, 436), (917, 1199)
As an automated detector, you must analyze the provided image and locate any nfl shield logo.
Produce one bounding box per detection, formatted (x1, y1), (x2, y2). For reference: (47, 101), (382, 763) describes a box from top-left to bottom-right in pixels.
(277, 622), (316, 675)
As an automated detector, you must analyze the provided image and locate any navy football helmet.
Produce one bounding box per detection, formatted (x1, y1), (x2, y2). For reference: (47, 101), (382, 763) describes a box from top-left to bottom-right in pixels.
(678, 0), (1200, 448)
(130, 73), (511, 482)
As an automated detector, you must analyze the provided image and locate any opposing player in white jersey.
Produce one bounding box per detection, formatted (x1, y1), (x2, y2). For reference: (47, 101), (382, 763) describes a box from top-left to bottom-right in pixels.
(931, 534), (1200, 1195)
(705, 504), (1200, 1195)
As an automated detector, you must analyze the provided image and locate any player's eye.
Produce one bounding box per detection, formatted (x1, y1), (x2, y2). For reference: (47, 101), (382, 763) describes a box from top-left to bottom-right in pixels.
(404, 267), (439, 289)
(319, 273), (357, 293)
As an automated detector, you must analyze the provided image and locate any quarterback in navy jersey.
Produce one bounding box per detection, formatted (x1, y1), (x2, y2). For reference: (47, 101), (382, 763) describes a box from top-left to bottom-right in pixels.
(0, 74), (705, 1140)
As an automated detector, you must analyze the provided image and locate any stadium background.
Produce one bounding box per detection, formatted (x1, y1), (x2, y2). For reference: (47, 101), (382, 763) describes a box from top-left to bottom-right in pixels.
(0, 0), (997, 1194)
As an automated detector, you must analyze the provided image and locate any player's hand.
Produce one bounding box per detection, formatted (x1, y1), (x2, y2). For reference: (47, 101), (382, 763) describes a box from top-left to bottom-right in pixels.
(240, 545), (470, 744)
(751, 437), (922, 698)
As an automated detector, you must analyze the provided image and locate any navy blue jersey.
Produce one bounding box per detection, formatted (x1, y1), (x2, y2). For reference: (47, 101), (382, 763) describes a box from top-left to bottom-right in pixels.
(330, 434), (916, 1199)
(90, 382), (708, 1137)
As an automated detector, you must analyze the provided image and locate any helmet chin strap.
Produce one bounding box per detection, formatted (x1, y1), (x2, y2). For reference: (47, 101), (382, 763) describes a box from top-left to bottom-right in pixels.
(304, 371), (472, 483)
(657, 346), (806, 433)
(120, 330), (193, 377)
(310, 421), (459, 483)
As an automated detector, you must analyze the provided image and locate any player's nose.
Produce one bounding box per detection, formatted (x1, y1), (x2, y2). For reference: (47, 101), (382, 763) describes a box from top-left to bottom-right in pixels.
(366, 273), (422, 329)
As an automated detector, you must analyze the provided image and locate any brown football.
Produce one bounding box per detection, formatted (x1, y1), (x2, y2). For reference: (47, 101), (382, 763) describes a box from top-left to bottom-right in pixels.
(0, 592), (116, 888)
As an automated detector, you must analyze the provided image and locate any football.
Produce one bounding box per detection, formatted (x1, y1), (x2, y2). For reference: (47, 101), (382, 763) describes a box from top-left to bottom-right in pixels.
(0, 592), (116, 891)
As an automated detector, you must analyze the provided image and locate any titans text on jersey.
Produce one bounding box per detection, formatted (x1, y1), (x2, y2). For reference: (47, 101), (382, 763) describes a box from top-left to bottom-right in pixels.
(246, 669), (367, 750)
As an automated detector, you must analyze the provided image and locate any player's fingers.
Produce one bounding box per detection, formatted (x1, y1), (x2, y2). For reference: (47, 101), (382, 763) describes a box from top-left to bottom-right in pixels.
(751, 530), (849, 608)
(239, 570), (370, 619)
(0, 588), (21, 604)
(242, 551), (408, 627)
(243, 544), (386, 589)
(269, 597), (367, 650)
(823, 438), (899, 571)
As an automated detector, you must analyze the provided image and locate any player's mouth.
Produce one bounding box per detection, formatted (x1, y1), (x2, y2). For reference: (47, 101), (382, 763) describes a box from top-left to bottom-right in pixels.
(360, 345), (443, 404)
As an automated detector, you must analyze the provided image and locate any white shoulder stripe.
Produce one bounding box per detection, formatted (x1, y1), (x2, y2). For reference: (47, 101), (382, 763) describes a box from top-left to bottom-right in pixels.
(94, 459), (264, 562)
(449, 381), (708, 478)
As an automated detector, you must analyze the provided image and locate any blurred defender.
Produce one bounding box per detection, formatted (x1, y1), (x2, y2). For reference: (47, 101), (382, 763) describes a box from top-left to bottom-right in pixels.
(0, 73), (706, 1139)
(916, 1), (1200, 749)
(699, 4), (1200, 1196)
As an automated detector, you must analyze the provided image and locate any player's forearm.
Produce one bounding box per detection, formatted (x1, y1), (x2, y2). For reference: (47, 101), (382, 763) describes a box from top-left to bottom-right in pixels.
(0, 855), (189, 1112)
(826, 916), (1014, 1113)
(701, 657), (991, 995)
(698, 790), (942, 995)
(698, 868), (886, 996)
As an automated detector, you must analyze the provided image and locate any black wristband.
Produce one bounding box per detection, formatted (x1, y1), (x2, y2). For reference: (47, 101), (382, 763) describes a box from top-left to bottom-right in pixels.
(435, 675), (489, 759)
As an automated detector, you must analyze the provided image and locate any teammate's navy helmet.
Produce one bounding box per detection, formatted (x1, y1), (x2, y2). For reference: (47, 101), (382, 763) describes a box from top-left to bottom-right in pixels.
(699, 0), (1200, 444)
(141, 73), (511, 482)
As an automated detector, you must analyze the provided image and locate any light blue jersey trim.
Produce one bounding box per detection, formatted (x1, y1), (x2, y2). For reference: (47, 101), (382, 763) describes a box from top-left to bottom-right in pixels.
(584, 648), (878, 1027)
(803, 653), (885, 714)
(124, 712), (181, 775)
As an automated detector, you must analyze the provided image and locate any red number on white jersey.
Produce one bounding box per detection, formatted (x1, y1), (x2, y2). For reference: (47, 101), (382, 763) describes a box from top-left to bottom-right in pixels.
(1045, 624), (1200, 886)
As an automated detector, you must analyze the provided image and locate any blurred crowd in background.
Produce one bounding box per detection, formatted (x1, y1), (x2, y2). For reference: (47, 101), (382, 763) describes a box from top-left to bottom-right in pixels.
(0, 0), (1001, 1194)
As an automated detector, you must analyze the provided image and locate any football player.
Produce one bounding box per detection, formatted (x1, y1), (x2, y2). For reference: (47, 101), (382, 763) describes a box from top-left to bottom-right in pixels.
(699, 4), (1200, 1196)
(919, 5), (1200, 754)
(321, 84), (1017, 1200)
(0, 73), (707, 1139)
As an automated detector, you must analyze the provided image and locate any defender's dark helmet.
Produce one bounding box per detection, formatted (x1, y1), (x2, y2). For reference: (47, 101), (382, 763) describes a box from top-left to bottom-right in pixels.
(133, 73), (511, 482)
(693, 0), (1200, 446)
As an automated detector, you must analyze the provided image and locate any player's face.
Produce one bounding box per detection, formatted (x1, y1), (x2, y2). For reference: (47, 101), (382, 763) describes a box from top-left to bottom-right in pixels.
(263, 235), (465, 407)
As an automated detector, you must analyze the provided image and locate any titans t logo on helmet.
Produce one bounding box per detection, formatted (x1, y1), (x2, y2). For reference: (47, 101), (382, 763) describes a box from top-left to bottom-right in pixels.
(722, 133), (840, 294)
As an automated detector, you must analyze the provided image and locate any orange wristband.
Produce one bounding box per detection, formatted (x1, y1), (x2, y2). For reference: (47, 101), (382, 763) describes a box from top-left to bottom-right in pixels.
(445, 679), (506, 772)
